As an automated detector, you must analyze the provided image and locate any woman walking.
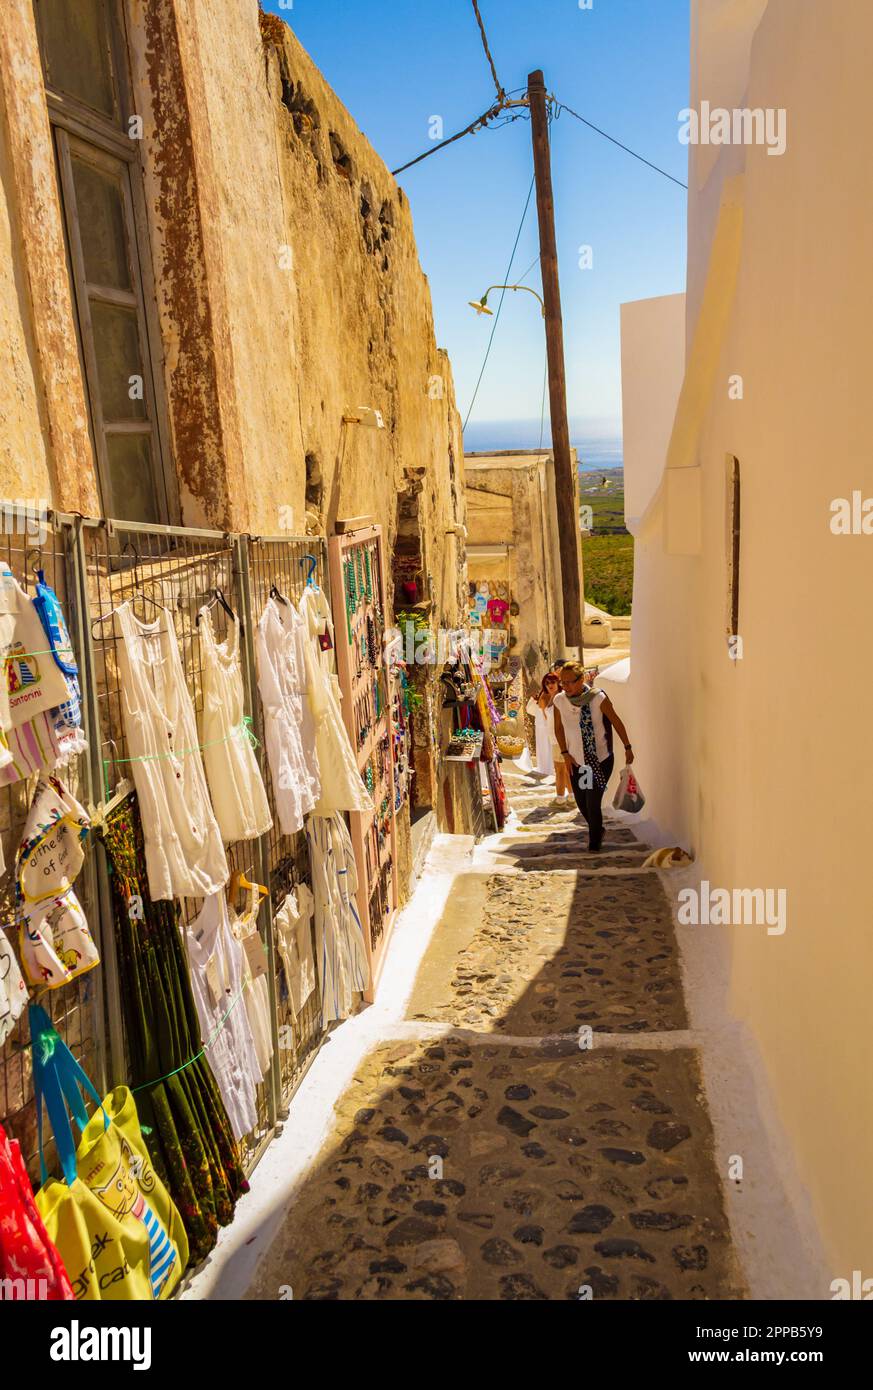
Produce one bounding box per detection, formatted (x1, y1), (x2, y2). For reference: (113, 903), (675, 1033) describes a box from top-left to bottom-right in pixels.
(526, 672), (572, 806)
(552, 662), (635, 851)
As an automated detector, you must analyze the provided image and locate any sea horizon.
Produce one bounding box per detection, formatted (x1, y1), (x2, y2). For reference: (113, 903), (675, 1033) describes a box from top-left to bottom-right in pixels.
(463, 419), (623, 472)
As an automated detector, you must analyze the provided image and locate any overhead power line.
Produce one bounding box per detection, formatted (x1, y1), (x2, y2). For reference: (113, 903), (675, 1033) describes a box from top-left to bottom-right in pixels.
(470, 0), (505, 101)
(391, 88), (687, 193)
(554, 99), (688, 190)
(391, 100), (504, 177)
(463, 174), (536, 433)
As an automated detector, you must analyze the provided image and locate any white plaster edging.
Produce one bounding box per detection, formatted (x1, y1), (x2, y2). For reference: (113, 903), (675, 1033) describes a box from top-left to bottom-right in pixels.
(180, 834), (474, 1301)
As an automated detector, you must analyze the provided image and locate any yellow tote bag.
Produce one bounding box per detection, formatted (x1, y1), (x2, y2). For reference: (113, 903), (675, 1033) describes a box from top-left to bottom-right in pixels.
(30, 1005), (189, 1301)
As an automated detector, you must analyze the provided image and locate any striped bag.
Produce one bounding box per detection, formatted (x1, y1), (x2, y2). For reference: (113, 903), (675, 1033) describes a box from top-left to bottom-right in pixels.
(30, 1005), (189, 1301)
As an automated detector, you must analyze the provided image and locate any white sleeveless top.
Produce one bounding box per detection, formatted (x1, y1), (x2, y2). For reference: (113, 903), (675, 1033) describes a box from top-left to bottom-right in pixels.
(299, 586), (372, 817)
(116, 603), (228, 901)
(255, 597), (320, 836)
(198, 609), (272, 844)
(229, 885), (273, 1081)
(186, 892), (260, 1142)
(553, 688), (612, 766)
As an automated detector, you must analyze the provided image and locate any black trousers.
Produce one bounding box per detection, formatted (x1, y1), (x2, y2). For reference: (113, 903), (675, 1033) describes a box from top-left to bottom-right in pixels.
(570, 755), (614, 849)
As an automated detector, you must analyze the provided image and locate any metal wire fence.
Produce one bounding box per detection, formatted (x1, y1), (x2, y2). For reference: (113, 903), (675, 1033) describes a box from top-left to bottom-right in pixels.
(1, 515), (330, 1183)
(245, 536), (327, 1112)
(0, 512), (103, 1180)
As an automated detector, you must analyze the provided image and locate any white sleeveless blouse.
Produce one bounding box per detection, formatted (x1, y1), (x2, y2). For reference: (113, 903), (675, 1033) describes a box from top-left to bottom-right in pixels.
(198, 609), (272, 844)
(116, 603), (228, 901)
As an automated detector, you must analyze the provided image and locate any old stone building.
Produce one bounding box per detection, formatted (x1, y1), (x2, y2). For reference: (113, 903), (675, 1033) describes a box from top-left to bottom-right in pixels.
(0, 0), (471, 868)
(463, 449), (569, 686)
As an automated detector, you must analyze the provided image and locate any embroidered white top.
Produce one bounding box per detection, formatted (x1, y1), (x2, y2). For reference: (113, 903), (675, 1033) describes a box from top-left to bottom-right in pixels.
(255, 597), (320, 836)
(274, 882), (316, 1017)
(299, 585), (372, 817)
(198, 608), (272, 844)
(186, 892), (261, 1143)
(116, 602), (228, 901)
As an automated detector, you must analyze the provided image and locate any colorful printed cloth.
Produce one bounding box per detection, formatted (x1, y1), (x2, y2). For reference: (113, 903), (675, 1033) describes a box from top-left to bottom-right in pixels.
(16, 776), (98, 989)
(578, 698), (608, 791)
(32, 570), (86, 746)
(100, 792), (248, 1263)
(0, 1120), (74, 1300)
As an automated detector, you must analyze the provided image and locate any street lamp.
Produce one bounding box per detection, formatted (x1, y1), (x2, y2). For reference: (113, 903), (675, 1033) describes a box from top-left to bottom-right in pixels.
(468, 284), (546, 318)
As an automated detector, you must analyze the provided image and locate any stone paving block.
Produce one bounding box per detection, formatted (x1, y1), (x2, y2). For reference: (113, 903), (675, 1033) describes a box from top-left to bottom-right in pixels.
(408, 871), (688, 1034)
(244, 1039), (743, 1301)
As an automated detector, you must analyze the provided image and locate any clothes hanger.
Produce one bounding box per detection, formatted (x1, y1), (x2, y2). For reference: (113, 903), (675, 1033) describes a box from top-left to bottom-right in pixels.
(300, 554), (319, 589)
(269, 581), (288, 606)
(196, 587), (236, 626)
(227, 866), (268, 904)
(90, 542), (170, 636)
(23, 550), (42, 590)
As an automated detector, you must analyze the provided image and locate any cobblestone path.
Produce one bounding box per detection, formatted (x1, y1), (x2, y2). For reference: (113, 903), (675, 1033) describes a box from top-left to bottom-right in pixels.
(245, 768), (744, 1301)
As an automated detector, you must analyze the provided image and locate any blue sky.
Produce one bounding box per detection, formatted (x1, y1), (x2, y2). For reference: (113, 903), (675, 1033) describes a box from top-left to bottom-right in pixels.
(262, 0), (689, 452)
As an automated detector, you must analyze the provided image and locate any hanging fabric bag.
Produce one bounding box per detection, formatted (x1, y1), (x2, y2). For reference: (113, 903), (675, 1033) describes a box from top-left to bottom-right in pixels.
(30, 1005), (189, 1300)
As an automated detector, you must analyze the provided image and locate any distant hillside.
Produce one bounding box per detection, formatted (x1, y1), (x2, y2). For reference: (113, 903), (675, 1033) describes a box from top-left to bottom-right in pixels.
(579, 466), (627, 535)
(579, 467), (633, 616)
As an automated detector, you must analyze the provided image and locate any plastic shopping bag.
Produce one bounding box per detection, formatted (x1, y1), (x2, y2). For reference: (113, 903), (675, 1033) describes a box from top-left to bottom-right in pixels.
(30, 1004), (188, 1301)
(613, 765), (646, 814)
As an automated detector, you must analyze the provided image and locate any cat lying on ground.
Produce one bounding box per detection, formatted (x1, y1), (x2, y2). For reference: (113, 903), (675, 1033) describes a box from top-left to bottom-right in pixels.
(642, 846), (694, 869)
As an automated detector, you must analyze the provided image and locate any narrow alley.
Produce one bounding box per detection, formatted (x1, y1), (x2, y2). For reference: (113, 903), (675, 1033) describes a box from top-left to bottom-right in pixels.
(2, 0), (868, 1343)
(240, 766), (744, 1302)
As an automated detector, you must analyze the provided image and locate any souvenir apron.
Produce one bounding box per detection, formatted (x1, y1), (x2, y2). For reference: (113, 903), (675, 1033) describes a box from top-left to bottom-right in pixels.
(0, 563), (70, 727)
(16, 776), (99, 987)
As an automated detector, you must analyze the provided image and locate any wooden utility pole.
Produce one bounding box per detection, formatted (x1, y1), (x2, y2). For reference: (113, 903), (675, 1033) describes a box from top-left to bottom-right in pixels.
(528, 69), (584, 651)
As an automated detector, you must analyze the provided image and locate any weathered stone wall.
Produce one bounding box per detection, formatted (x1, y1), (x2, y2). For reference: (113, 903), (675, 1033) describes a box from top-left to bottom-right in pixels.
(465, 452), (567, 677)
(254, 17), (468, 629)
(0, 0), (469, 839)
(0, 0), (99, 513)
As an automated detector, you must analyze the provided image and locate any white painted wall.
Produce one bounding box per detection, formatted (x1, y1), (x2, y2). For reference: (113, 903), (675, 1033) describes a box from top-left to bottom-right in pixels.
(619, 294), (686, 530)
(606, 0), (873, 1284)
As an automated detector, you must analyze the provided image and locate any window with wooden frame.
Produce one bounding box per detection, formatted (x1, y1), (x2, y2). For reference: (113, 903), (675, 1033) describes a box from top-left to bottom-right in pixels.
(33, 0), (175, 524)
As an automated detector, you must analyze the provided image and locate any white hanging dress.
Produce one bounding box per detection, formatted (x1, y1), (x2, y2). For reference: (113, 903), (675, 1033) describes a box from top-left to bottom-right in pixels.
(116, 603), (228, 901)
(306, 812), (370, 1023)
(256, 598), (320, 836)
(198, 608), (272, 844)
(229, 886), (274, 1081)
(185, 892), (261, 1143)
(299, 585), (372, 817)
(274, 882), (316, 1017)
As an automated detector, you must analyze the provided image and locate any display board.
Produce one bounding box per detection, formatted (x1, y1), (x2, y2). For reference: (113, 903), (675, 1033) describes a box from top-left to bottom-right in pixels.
(328, 527), (398, 1000)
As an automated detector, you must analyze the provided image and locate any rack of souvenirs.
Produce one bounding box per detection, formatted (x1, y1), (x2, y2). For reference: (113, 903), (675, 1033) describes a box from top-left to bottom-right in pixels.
(467, 579), (513, 672)
(0, 530), (381, 1300)
(328, 526), (399, 995)
(389, 665), (412, 808)
(439, 642), (508, 833)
